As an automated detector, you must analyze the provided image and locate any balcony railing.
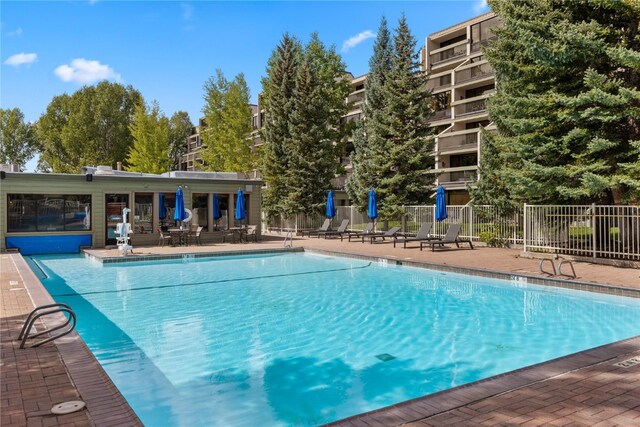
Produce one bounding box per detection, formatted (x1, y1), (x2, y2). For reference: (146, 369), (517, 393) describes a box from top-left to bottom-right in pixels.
(438, 133), (479, 152)
(430, 109), (452, 121)
(455, 63), (494, 84)
(347, 91), (365, 105)
(455, 99), (488, 117)
(430, 43), (467, 66)
(439, 170), (477, 183)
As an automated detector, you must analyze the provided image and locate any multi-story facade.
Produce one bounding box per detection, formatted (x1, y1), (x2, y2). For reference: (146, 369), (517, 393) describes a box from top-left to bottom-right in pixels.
(181, 12), (499, 205)
(424, 12), (499, 204)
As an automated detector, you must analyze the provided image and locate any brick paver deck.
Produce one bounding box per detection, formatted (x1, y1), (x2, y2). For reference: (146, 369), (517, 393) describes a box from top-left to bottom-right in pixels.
(2, 234), (639, 426)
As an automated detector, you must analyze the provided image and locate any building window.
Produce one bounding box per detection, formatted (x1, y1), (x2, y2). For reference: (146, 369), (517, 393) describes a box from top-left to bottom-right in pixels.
(134, 193), (153, 234)
(450, 153), (478, 168)
(7, 194), (91, 232)
(471, 16), (500, 52)
(192, 193), (209, 228)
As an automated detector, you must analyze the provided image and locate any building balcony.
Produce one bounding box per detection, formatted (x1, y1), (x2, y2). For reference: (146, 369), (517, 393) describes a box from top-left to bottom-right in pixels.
(347, 90), (365, 106)
(331, 175), (347, 190)
(429, 40), (468, 69)
(455, 63), (494, 85)
(453, 92), (494, 118)
(429, 108), (452, 122)
(437, 168), (478, 184)
(437, 132), (479, 153)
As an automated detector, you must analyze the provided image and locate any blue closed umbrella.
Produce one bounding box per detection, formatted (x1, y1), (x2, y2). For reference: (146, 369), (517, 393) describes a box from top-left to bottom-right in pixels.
(326, 191), (336, 219)
(235, 189), (246, 222)
(213, 193), (222, 220)
(435, 185), (447, 222)
(158, 192), (166, 220)
(368, 189), (378, 220)
(174, 187), (186, 222)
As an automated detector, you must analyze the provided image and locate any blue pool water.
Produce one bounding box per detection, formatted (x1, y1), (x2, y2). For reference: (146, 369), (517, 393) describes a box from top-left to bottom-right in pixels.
(31, 252), (640, 426)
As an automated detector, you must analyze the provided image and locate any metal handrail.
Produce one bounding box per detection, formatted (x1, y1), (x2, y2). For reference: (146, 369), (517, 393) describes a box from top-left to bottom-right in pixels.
(283, 230), (293, 248)
(18, 303), (77, 349)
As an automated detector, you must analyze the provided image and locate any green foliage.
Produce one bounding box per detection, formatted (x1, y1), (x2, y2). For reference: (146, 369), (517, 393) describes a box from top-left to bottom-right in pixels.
(126, 101), (171, 174)
(261, 33), (350, 217)
(200, 70), (254, 172)
(347, 15), (436, 220)
(37, 81), (142, 173)
(473, 0), (640, 205)
(0, 107), (39, 168)
(478, 231), (510, 248)
(168, 111), (193, 171)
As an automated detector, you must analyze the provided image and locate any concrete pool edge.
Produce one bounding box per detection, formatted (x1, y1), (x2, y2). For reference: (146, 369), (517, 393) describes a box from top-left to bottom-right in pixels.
(10, 253), (142, 427)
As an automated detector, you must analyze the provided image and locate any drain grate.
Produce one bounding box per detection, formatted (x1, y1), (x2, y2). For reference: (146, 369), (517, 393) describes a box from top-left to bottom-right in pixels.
(51, 401), (86, 415)
(614, 356), (640, 368)
(375, 353), (396, 362)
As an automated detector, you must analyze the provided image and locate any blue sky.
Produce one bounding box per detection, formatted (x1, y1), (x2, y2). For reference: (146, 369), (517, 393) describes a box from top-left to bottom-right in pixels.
(1, 0), (489, 170)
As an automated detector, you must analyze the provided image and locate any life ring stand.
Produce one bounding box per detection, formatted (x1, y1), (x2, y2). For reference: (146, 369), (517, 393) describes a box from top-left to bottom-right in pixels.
(183, 208), (193, 223)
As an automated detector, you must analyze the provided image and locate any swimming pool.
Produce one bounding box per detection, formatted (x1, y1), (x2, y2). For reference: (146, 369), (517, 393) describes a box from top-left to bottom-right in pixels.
(31, 252), (640, 426)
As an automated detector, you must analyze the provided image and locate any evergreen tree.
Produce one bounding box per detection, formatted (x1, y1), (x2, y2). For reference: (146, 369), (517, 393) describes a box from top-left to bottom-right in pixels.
(0, 107), (39, 168)
(261, 34), (303, 217)
(284, 56), (335, 215)
(346, 17), (393, 209)
(126, 101), (171, 174)
(347, 15), (435, 220)
(168, 111), (193, 171)
(473, 0), (640, 206)
(201, 70), (254, 172)
(37, 81), (142, 172)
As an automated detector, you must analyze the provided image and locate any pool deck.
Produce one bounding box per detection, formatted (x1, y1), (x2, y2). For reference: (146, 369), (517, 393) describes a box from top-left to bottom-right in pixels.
(2, 234), (639, 426)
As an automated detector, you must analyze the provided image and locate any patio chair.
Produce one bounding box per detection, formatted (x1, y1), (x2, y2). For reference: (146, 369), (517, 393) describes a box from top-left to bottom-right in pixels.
(157, 228), (172, 247)
(420, 223), (474, 251)
(245, 225), (258, 242)
(393, 222), (433, 248)
(346, 222), (375, 242)
(189, 226), (204, 245)
(364, 226), (402, 244)
(318, 219), (350, 241)
(300, 218), (332, 237)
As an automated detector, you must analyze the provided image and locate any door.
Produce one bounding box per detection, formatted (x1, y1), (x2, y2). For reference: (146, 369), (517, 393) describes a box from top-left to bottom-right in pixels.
(105, 194), (129, 246)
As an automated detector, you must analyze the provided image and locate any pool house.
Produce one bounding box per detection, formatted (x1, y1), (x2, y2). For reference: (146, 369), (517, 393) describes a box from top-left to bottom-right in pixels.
(0, 167), (262, 254)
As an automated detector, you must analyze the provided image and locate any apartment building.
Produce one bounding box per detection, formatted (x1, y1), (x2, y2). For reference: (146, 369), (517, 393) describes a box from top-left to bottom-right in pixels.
(181, 12), (499, 205)
(424, 12), (499, 204)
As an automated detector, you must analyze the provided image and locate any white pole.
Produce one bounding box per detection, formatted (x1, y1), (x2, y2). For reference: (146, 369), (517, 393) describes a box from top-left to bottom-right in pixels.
(523, 203), (528, 252)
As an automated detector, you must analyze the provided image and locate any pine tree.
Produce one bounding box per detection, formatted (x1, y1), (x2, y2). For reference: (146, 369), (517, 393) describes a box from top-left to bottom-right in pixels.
(346, 17), (393, 209)
(473, 0), (640, 206)
(347, 15), (435, 220)
(284, 57), (335, 215)
(261, 34), (303, 217)
(126, 101), (171, 174)
(201, 70), (254, 172)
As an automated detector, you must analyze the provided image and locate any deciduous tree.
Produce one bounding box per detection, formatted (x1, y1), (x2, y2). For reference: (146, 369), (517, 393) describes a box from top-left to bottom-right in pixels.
(37, 81), (142, 173)
(126, 101), (171, 174)
(168, 111), (193, 171)
(0, 107), (39, 168)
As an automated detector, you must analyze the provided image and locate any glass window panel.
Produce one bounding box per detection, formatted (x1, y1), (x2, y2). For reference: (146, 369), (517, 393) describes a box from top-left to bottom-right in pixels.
(37, 196), (65, 231)
(163, 193), (176, 228)
(7, 194), (38, 232)
(192, 193), (208, 227)
(65, 195), (92, 231)
(134, 193), (153, 234)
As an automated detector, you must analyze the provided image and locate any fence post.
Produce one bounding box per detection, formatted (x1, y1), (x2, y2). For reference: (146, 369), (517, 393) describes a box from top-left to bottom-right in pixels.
(591, 203), (597, 259)
(469, 205), (474, 240)
(401, 206), (407, 232)
(523, 204), (528, 252)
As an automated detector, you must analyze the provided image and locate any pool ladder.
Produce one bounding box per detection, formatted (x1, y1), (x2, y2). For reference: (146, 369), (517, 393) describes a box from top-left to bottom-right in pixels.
(283, 229), (293, 248)
(17, 303), (77, 349)
(539, 256), (577, 279)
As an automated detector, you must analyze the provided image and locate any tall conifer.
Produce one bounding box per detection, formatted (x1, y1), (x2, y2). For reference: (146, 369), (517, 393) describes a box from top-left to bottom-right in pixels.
(473, 0), (640, 206)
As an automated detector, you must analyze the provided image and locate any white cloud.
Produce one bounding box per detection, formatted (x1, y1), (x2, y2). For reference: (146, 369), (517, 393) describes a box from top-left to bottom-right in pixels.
(342, 30), (376, 52)
(473, 0), (489, 14)
(54, 58), (121, 84)
(4, 52), (37, 67)
(182, 2), (193, 21)
(8, 27), (23, 37)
